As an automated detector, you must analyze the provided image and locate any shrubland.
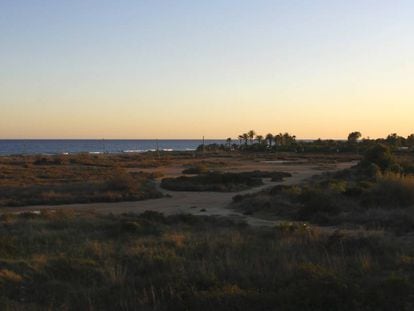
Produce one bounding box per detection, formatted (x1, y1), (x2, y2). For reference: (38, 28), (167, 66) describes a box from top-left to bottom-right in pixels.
(232, 144), (414, 235)
(0, 153), (165, 207)
(161, 171), (291, 192)
(0, 211), (413, 310)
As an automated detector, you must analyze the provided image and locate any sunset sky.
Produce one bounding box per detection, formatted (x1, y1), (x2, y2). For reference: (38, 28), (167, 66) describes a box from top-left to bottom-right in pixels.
(1, 0), (413, 139)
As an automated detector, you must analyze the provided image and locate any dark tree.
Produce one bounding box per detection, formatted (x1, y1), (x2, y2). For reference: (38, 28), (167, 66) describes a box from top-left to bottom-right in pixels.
(363, 144), (395, 171)
(265, 133), (273, 147)
(347, 131), (362, 144)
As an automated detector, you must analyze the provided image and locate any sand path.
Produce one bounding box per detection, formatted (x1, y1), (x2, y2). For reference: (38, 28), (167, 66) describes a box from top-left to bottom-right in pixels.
(0, 161), (357, 227)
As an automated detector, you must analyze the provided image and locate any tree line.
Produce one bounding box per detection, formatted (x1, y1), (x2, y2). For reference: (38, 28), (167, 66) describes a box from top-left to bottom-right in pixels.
(234, 130), (296, 147)
(198, 130), (414, 153)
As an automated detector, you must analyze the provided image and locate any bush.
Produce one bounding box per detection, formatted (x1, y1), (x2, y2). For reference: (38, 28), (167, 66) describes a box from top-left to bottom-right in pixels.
(161, 172), (264, 192)
(363, 174), (414, 208)
(361, 144), (395, 172)
(162, 171), (291, 192)
(298, 188), (340, 219)
(182, 164), (210, 174)
(105, 171), (137, 192)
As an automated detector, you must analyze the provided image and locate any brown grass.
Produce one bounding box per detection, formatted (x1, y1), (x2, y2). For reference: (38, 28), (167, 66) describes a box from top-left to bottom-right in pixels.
(368, 173), (414, 207)
(0, 212), (412, 310)
(0, 154), (164, 207)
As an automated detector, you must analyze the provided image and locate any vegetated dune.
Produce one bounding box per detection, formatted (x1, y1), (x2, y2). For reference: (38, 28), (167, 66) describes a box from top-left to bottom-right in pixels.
(231, 149), (414, 235)
(0, 154), (164, 207)
(161, 171), (291, 192)
(0, 155), (356, 227)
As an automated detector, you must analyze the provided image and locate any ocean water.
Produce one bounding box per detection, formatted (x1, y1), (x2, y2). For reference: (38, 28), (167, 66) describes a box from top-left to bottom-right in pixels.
(0, 140), (226, 156)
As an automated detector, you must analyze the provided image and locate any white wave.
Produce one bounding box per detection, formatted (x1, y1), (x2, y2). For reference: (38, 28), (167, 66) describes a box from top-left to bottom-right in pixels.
(123, 150), (145, 153)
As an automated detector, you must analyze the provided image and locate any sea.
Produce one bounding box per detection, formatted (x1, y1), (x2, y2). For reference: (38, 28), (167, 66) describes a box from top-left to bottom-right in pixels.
(0, 140), (227, 156)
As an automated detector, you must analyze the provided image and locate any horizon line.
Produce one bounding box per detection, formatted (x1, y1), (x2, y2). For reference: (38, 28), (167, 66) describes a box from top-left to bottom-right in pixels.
(0, 137), (353, 141)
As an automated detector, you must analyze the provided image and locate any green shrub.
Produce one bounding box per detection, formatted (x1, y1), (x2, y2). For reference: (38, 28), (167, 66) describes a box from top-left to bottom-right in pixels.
(361, 144), (395, 172)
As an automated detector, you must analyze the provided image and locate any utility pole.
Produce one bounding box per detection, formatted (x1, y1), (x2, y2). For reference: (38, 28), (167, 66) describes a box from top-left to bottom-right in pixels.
(202, 136), (205, 154)
(156, 139), (160, 159)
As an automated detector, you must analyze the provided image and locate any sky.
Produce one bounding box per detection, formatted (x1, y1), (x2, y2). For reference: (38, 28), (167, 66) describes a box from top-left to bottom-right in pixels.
(1, 0), (413, 139)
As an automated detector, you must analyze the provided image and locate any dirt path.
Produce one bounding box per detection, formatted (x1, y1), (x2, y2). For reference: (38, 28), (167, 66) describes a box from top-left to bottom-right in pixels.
(0, 161), (357, 227)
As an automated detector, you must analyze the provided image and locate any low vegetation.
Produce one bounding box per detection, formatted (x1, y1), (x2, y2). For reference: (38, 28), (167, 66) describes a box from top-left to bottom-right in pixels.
(0, 211), (413, 310)
(0, 154), (164, 207)
(2, 145), (414, 310)
(182, 163), (211, 174)
(161, 172), (263, 192)
(232, 144), (414, 235)
(161, 171), (291, 192)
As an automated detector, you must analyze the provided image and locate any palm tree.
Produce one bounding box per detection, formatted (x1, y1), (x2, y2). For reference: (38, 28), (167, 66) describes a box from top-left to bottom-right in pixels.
(265, 133), (273, 147)
(248, 130), (256, 145)
(407, 134), (414, 147)
(242, 133), (249, 146)
(238, 135), (244, 146)
(226, 138), (232, 149)
(283, 133), (293, 145)
(256, 135), (264, 144)
(274, 133), (283, 146)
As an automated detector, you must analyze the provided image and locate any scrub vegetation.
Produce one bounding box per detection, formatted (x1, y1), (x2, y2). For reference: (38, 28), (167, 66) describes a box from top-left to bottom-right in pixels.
(0, 211), (413, 310)
(0, 153), (164, 207)
(161, 171), (291, 192)
(1, 136), (414, 310)
(232, 144), (414, 235)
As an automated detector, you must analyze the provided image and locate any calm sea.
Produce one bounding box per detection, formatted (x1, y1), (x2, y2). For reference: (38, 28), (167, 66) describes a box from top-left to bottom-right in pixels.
(0, 140), (226, 156)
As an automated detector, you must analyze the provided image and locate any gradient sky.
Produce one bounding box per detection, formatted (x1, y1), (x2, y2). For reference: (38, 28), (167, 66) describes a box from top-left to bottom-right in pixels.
(1, 0), (413, 139)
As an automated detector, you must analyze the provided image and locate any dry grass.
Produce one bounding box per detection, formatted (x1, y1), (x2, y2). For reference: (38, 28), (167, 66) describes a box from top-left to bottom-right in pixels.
(162, 171), (291, 192)
(161, 172), (264, 192)
(0, 212), (412, 310)
(367, 173), (414, 207)
(0, 154), (164, 207)
(232, 163), (414, 234)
